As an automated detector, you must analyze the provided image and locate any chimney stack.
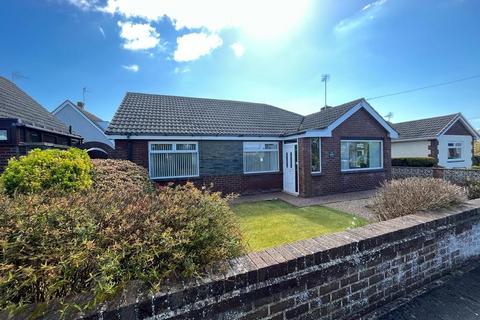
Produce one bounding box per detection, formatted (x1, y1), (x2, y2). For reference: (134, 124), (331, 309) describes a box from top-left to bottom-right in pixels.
(77, 101), (85, 110)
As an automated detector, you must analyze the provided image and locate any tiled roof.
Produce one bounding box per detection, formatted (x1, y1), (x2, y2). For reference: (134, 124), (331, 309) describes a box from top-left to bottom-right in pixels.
(299, 98), (366, 131)
(392, 114), (459, 140)
(106, 92), (366, 137)
(0, 76), (74, 136)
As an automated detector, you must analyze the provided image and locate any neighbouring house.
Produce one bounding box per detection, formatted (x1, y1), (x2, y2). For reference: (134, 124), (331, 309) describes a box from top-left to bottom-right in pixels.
(107, 93), (398, 197)
(391, 113), (479, 168)
(0, 76), (82, 171)
(52, 100), (114, 158)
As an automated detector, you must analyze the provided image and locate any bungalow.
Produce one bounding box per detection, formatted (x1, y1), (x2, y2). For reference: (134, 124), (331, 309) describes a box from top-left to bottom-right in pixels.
(391, 113), (479, 168)
(0, 76), (82, 171)
(52, 100), (114, 158)
(106, 93), (398, 197)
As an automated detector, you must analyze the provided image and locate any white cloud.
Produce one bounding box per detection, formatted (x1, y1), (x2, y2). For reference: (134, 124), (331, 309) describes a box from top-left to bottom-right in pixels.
(122, 64), (139, 72)
(98, 26), (106, 38)
(66, 0), (98, 10)
(335, 0), (387, 34)
(100, 0), (310, 38)
(173, 32), (223, 62)
(117, 21), (160, 50)
(174, 66), (191, 74)
(230, 42), (245, 57)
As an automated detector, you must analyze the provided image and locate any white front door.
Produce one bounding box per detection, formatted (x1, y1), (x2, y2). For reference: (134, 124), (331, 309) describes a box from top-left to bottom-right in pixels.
(283, 143), (298, 194)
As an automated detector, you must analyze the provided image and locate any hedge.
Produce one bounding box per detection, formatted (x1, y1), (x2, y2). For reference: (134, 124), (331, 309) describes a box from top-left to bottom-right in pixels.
(391, 157), (437, 167)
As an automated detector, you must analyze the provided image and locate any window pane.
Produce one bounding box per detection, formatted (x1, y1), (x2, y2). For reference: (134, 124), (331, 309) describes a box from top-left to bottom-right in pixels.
(0, 129), (7, 141)
(264, 143), (277, 150)
(448, 147), (462, 159)
(369, 142), (381, 168)
(244, 151), (278, 173)
(151, 143), (172, 151)
(150, 152), (198, 178)
(341, 141), (382, 170)
(311, 138), (320, 172)
(176, 143), (196, 151)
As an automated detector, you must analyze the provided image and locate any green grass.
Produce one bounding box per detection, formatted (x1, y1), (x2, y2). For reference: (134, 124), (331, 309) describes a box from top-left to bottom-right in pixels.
(232, 200), (368, 252)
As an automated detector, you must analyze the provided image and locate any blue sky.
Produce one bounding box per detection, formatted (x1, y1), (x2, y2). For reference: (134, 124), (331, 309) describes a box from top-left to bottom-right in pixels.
(1, 0), (479, 128)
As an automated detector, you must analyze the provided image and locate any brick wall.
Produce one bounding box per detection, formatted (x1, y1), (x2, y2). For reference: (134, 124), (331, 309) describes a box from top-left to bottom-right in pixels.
(428, 139), (438, 159)
(84, 200), (480, 320)
(112, 139), (283, 195)
(298, 108), (392, 197)
(0, 145), (19, 171)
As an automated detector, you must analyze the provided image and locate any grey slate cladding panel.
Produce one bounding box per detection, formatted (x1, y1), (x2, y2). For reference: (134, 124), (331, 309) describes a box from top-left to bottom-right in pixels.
(0, 76), (71, 135)
(199, 141), (243, 175)
(106, 92), (367, 136)
(392, 113), (459, 140)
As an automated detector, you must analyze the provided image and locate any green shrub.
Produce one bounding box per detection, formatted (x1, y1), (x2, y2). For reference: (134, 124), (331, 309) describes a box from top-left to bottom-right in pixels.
(473, 155), (480, 166)
(1, 148), (92, 195)
(91, 159), (154, 194)
(391, 157), (437, 167)
(371, 177), (466, 221)
(0, 182), (244, 312)
(466, 179), (480, 200)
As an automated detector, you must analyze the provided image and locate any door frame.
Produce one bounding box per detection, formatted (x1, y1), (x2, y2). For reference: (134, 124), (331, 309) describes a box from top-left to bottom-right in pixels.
(282, 140), (299, 196)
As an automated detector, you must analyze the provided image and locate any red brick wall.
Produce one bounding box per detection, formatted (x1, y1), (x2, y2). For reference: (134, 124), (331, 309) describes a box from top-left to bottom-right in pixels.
(428, 139), (439, 160)
(112, 139), (282, 195)
(0, 145), (18, 172)
(298, 108), (392, 197)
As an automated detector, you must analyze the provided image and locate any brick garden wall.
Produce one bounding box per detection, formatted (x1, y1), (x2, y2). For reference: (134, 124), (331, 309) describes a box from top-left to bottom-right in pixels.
(84, 200), (480, 320)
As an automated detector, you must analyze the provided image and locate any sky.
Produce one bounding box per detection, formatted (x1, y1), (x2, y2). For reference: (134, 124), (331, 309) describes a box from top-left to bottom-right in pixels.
(0, 0), (479, 128)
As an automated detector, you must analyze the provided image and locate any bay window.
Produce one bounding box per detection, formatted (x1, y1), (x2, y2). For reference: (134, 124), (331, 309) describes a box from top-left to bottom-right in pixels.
(311, 137), (321, 173)
(149, 141), (199, 179)
(243, 142), (279, 173)
(341, 140), (383, 171)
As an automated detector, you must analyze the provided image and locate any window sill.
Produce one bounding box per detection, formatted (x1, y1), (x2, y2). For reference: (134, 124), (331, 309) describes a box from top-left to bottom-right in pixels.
(243, 171), (281, 175)
(151, 175), (200, 181)
(311, 172), (323, 177)
(341, 169), (385, 174)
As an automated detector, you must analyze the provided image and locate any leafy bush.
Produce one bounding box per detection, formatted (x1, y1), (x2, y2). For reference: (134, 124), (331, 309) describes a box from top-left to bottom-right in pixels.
(391, 157), (437, 167)
(466, 179), (480, 200)
(1, 148), (92, 195)
(473, 155), (480, 166)
(371, 177), (466, 221)
(91, 159), (154, 194)
(0, 183), (244, 312)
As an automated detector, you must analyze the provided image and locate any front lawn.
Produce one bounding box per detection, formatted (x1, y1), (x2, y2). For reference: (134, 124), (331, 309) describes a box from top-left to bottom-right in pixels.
(233, 200), (368, 252)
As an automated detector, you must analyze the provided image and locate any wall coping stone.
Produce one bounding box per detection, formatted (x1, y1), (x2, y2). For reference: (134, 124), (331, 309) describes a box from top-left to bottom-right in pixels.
(81, 199), (480, 319)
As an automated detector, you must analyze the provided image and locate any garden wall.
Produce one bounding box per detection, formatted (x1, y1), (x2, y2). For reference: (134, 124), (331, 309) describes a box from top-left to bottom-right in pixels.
(83, 199), (480, 320)
(392, 166), (480, 183)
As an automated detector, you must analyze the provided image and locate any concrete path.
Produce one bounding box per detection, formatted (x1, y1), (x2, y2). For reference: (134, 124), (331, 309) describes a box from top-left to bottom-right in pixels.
(379, 266), (480, 320)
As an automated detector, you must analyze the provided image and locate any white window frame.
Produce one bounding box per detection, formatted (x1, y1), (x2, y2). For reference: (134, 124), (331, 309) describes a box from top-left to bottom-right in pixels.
(243, 142), (280, 174)
(340, 140), (384, 172)
(148, 141), (200, 179)
(311, 137), (322, 174)
(447, 142), (463, 162)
